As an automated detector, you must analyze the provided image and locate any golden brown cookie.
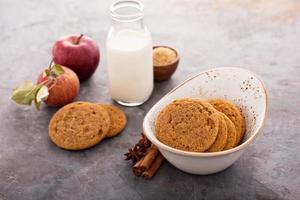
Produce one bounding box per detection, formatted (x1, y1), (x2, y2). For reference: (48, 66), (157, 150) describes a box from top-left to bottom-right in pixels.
(208, 99), (246, 146)
(101, 104), (127, 138)
(48, 101), (111, 150)
(221, 112), (237, 150)
(155, 98), (220, 152)
(207, 113), (228, 152)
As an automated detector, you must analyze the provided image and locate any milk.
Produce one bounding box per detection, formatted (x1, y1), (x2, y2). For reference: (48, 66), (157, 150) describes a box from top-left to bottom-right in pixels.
(107, 29), (153, 105)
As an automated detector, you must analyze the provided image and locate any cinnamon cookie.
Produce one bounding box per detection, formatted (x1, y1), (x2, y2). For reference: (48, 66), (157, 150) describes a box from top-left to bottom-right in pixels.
(208, 99), (246, 146)
(155, 98), (220, 152)
(48, 102), (111, 150)
(207, 113), (228, 152)
(101, 104), (127, 138)
(221, 112), (237, 150)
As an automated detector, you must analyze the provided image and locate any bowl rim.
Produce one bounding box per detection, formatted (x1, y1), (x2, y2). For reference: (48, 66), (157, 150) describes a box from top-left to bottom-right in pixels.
(153, 45), (180, 67)
(143, 67), (268, 157)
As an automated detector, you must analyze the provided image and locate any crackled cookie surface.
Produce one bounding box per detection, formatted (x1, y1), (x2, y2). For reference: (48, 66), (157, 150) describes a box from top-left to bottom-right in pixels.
(222, 112), (237, 150)
(209, 99), (246, 145)
(49, 101), (110, 150)
(101, 104), (127, 138)
(207, 113), (228, 152)
(155, 98), (219, 152)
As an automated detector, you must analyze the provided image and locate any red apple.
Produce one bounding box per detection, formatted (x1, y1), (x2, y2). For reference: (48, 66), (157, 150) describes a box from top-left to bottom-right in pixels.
(52, 34), (100, 81)
(37, 66), (80, 107)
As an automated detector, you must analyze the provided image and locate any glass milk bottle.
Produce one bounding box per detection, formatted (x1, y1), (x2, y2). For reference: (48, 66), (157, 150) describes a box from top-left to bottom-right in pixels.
(106, 0), (153, 106)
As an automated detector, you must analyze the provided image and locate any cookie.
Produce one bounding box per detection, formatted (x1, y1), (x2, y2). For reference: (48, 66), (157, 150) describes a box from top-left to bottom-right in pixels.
(155, 98), (220, 152)
(207, 113), (228, 152)
(101, 104), (127, 138)
(48, 101), (111, 150)
(221, 112), (237, 150)
(208, 99), (246, 146)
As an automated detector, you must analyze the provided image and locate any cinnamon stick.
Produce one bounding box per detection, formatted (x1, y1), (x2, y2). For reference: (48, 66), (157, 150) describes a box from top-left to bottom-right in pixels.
(133, 145), (159, 176)
(133, 157), (144, 176)
(139, 145), (159, 170)
(142, 153), (165, 179)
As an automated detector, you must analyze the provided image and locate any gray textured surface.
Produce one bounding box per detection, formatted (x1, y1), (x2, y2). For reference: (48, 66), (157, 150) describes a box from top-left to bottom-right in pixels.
(0, 0), (299, 199)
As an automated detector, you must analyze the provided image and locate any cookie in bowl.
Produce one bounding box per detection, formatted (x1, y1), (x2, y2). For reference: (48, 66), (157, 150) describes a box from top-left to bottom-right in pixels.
(155, 98), (220, 152)
(208, 99), (246, 146)
(207, 112), (228, 152)
(155, 98), (246, 153)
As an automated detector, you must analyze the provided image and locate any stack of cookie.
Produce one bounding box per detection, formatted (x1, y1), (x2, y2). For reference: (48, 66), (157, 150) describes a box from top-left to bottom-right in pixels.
(48, 101), (127, 150)
(155, 98), (246, 152)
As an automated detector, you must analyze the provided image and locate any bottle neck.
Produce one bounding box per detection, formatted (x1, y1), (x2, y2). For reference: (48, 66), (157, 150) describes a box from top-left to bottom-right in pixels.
(112, 18), (144, 30)
(110, 0), (144, 30)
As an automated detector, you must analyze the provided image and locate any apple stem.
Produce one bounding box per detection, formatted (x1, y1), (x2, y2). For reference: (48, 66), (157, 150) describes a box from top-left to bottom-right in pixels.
(75, 34), (84, 44)
(39, 78), (52, 87)
(48, 59), (54, 70)
(38, 77), (57, 91)
(47, 78), (57, 91)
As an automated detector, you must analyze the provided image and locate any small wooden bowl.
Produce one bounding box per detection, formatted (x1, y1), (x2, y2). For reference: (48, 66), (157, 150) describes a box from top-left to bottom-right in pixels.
(153, 45), (180, 81)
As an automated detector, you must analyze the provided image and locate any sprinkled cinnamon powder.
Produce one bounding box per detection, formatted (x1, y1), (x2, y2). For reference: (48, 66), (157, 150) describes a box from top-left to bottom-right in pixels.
(153, 47), (177, 66)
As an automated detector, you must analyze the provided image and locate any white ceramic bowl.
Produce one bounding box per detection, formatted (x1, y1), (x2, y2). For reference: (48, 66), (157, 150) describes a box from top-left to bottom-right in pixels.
(143, 67), (268, 175)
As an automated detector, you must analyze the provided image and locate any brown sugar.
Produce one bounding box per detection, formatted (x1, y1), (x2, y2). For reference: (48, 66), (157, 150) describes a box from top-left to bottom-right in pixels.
(153, 47), (177, 66)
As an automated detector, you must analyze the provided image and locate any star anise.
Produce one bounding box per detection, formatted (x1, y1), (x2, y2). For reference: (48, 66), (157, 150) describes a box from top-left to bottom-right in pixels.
(124, 133), (152, 163)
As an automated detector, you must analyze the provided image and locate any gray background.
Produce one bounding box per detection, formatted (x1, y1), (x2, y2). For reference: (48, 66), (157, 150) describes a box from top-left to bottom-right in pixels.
(0, 0), (299, 199)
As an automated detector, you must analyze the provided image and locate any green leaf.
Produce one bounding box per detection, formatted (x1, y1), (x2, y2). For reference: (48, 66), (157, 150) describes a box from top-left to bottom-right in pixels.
(34, 98), (42, 110)
(36, 85), (49, 102)
(43, 69), (51, 78)
(51, 64), (64, 77)
(11, 80), (36, 105)
(34, 85), (49, 110)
